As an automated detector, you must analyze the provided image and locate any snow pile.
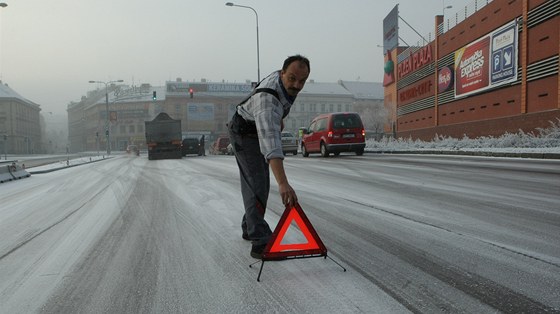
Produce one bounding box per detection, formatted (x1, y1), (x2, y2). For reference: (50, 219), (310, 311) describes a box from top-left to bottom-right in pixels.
(366, 118), (560, 153)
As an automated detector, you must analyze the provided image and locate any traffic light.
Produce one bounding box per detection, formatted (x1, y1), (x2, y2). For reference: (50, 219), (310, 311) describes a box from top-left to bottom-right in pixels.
(189, 88), (193, 98)
(152, 91), (157, 100)
(105, 129), (109, 136)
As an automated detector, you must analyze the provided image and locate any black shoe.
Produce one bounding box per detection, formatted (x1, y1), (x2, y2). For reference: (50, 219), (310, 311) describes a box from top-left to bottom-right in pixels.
(242, 232), (250, 241)
(250, 243), (266, 259)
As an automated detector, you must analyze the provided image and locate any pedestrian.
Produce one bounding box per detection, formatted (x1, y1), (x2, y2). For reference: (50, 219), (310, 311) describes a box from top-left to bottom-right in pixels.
(199, 135), (205, 156)
(228, 55), (310, 259)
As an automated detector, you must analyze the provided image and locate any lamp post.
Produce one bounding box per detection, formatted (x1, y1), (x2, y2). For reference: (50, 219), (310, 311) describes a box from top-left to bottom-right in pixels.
(1, 4), (7, 103)
(226, 2), (260, 82)
(3, 134), (7, 159)
(443, 5), (452, 15)
(88, 79), (123, 155)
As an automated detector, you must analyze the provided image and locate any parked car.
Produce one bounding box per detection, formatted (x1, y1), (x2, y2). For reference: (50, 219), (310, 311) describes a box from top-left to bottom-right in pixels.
(281, 131), (298, 155)
(301, 112), (365, 157)
(209, 135), (231, 155)
(181, 137), (201, 156)
(126, 145), (139, 156)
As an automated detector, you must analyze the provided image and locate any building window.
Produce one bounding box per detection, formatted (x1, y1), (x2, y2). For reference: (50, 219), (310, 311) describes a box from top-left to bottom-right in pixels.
(321, 104), (325, 112)
(337, 104), (342, 112)
(329, 104), (334, 112)
(346, 104), (351, 112)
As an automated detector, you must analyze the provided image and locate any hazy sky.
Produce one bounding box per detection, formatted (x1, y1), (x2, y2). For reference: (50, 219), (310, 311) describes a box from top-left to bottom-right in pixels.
(0, 0), (460, 115)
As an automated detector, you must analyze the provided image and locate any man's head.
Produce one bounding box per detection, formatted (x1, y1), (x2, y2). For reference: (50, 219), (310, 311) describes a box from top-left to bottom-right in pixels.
(281, 55), (310, 97)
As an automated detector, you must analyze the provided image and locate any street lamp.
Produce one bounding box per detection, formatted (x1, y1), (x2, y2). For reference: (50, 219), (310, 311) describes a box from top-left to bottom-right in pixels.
(443, 5), (452, 15)
(0, 3), (7, 8)
(226, 2), (260, 82)
(88, 79), (124, 155)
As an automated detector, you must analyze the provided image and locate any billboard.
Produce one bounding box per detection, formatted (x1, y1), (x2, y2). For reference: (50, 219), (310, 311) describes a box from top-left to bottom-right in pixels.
(383, 5), (399, 54)
(187, 103), (214, 121)
(455, 20), (518, 98)
(187, 103), (214, 131)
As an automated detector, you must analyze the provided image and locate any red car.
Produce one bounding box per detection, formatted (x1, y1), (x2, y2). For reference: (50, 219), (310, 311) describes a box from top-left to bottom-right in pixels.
(301, 112), (366, 157)
(209, 136), (231, 155)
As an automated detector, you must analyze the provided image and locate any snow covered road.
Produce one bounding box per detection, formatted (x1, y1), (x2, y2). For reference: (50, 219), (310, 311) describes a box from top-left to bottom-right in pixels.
(0, 154), (559, 313)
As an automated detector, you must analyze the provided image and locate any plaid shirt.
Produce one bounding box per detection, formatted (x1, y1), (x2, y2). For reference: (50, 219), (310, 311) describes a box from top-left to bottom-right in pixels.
(237, 71), (294, 160)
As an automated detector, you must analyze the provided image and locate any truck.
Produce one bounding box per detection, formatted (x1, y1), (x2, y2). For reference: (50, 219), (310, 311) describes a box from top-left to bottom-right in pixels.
(145, 112), (182, 160)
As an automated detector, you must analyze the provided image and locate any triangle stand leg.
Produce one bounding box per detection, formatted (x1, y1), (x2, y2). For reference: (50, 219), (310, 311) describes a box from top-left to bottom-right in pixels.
(248, 260), (265, 282)
(325, 254), (346, 272)
(257, 261), (265, 282)
(249, 254), (347, 282)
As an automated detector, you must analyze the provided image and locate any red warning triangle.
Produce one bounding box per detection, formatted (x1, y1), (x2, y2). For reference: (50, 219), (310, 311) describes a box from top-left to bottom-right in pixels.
(262, 203), (327, 260)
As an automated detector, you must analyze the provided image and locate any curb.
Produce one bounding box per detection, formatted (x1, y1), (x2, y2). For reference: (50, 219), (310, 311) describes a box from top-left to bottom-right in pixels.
(365, 150), (560, 159)
(28, 157), (111, 174)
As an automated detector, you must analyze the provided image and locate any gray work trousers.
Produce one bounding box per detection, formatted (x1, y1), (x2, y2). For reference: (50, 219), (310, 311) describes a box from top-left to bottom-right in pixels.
(228, 127), (272, 246)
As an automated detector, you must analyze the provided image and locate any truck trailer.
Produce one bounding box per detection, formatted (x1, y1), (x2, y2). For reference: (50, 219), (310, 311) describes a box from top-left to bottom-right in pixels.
(145, 112), (182, 160)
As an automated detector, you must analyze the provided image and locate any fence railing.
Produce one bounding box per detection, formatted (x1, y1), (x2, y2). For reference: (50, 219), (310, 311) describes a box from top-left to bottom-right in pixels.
(439, 0), (495, 35)
(399, 0), (494, 61)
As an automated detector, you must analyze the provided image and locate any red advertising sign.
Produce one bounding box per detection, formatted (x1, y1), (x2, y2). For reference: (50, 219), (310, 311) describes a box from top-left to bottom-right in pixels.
(438, 66), (453, 93)
(399, 78), (433, 104)
(455, 36), (490, 97)
(398, 45), (433, 79)
(109, 111), (118, 122)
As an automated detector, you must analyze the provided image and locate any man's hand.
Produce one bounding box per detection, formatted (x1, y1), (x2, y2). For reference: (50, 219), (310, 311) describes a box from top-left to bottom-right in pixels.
(269, 158), (298, 207)
(278, 182), (298, 208)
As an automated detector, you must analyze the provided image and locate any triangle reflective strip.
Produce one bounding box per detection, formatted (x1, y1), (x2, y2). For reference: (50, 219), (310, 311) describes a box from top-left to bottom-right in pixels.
(263, 203), (327, 260)
(270, 208), (320, 252)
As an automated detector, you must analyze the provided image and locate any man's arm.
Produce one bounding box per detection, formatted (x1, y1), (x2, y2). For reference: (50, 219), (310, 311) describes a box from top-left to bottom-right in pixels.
(269, 158), (298, 207)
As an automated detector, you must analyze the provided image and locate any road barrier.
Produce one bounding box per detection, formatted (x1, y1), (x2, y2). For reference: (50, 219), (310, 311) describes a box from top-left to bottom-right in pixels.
(0, 163), (31, 183)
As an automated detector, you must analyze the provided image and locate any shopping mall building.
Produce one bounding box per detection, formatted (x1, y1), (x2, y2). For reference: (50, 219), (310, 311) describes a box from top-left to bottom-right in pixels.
(382, 0), (559, 140)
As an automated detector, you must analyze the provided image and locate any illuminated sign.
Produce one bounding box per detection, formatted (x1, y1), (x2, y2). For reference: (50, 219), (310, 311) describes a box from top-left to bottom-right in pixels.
(438, 67), (453, 93)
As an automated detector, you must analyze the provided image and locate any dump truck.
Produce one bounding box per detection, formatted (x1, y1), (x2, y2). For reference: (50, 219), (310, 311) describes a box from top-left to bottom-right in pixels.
(145, 112), (182, 160)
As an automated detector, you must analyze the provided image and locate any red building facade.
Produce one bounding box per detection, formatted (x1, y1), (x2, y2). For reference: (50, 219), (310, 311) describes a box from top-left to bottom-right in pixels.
(384, 0), (559, 140)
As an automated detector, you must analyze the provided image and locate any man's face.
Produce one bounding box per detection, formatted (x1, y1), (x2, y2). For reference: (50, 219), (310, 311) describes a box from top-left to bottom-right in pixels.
(281, 61), (309, 97)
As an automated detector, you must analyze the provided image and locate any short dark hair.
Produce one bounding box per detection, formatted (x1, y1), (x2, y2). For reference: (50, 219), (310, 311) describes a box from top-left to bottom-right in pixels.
(283, 54), (310, 73)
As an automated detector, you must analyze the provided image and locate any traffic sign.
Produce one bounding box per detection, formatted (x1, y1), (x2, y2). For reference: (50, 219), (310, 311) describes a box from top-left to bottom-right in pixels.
(262, 203), (327, 260)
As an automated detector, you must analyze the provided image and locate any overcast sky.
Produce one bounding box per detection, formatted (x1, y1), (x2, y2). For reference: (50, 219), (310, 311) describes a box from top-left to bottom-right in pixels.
(0, 0), (461, 115)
